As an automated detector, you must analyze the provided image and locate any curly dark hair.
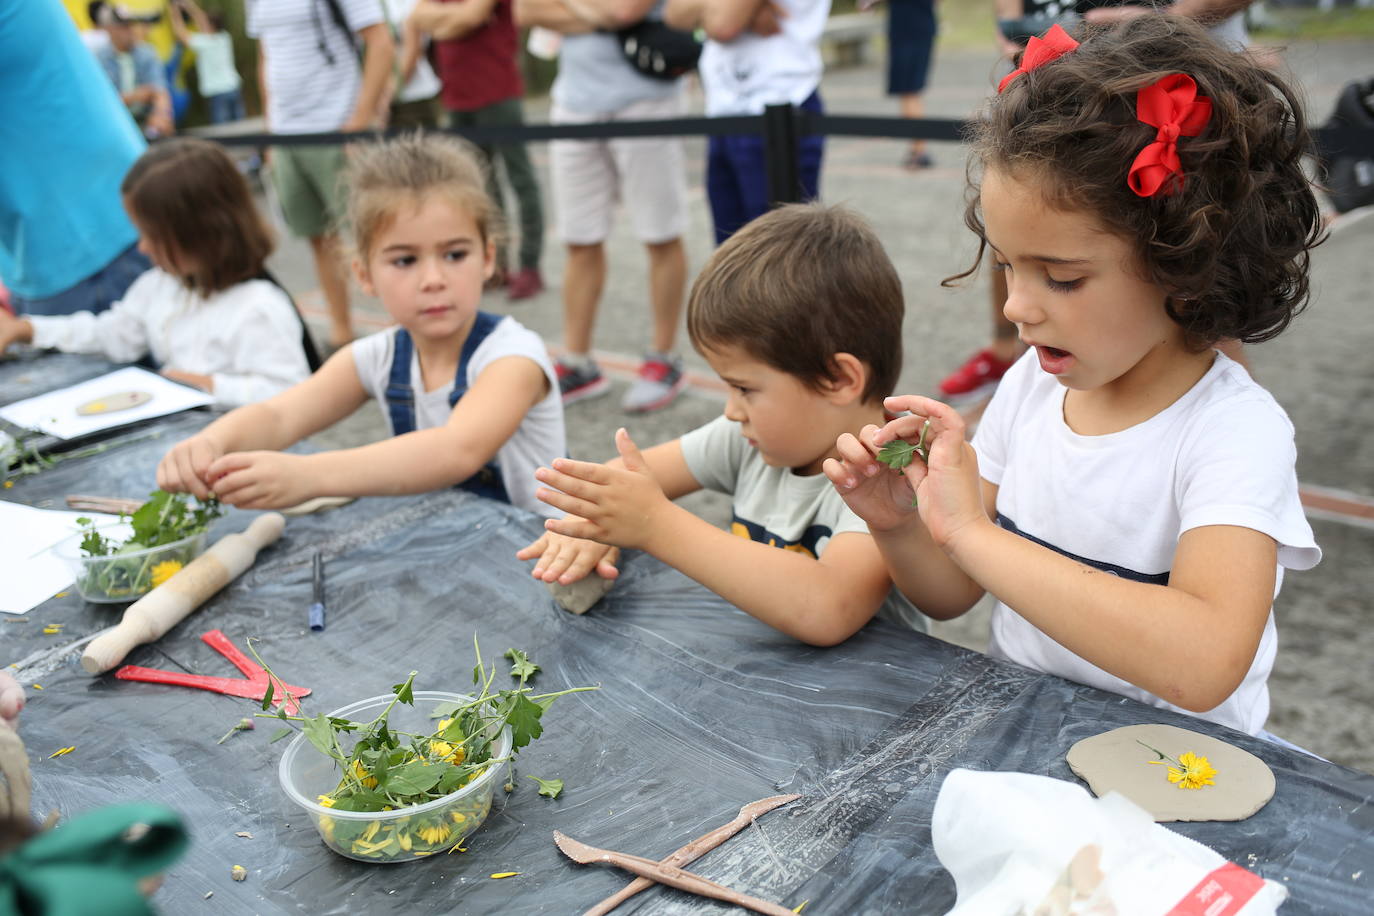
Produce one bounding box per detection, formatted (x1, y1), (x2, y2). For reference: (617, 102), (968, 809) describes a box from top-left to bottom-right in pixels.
(950, 16), (1324, 349)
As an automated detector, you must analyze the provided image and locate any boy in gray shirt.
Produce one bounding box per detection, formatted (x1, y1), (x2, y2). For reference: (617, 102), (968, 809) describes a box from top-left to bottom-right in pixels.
(519, 204), (926, 643)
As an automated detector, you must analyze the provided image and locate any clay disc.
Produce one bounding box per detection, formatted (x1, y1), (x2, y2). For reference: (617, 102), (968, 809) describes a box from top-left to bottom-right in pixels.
(1066, 723), (1274, 822)
(75, 390), (152, 416)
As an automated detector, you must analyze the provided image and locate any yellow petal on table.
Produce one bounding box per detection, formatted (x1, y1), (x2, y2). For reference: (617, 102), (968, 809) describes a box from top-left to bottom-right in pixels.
(48, 746), (75, 759)
(490, 872), (521, 879)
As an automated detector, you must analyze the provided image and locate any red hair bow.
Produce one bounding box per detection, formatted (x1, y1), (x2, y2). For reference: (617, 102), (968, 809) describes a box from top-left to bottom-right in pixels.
(1127, 73), (1213, 198)
(997, 24), (1080, 93)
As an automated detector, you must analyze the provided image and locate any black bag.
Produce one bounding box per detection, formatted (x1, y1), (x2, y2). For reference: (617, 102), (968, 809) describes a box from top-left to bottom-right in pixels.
(616, 20), (701, 81)
(1319, 77), (1374, 215)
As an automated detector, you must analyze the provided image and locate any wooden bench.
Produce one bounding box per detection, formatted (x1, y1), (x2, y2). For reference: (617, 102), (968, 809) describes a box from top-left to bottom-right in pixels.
(821, 11), (884, 68)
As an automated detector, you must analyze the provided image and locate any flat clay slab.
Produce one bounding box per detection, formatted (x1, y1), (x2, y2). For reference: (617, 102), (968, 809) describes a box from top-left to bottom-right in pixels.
(1066, 723), (1274, 823)
(545, 575), (614, 615)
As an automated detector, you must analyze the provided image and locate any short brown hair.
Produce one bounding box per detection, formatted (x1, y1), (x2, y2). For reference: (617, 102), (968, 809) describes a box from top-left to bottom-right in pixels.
(344, 132), (502, 264)
(952, 16), (1323, 349)
(121, 138), (274, 295)
(687, 204), (903, 404)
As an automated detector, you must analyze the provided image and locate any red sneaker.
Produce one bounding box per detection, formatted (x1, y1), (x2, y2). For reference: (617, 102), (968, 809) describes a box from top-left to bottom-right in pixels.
(938, 347), (1018, 402)
(506, 267), (545, 301)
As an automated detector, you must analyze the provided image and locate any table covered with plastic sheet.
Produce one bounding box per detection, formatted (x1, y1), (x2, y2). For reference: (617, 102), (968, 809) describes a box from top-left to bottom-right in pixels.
(4, 439), (1373, 914)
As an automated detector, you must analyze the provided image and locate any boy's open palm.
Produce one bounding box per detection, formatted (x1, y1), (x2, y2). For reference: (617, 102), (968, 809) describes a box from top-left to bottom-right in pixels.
(516, 530), (621, 585)
(536, 429), (668, 551)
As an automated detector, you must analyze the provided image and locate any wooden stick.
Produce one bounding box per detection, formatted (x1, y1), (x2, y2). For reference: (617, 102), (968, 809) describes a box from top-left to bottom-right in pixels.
(80, 514), (285, 675)
(65, 495), (143, 515)
(555, 831), (795, 916)
(584, 794), (800, 916)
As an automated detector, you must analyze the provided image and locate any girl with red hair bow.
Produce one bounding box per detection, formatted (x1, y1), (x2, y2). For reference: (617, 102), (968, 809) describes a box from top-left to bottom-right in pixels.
(826, 16), (1325, 740)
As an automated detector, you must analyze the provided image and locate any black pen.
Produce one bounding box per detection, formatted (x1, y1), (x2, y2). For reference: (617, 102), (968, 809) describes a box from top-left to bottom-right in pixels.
(309, 551), (326, 632)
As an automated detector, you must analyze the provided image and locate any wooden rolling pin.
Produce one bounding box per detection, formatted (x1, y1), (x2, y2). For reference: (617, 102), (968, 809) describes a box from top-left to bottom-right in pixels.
(81, 513), (286, 676)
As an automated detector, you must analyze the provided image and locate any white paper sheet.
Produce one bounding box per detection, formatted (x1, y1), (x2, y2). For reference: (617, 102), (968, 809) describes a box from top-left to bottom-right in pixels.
(0, 503), (97, 614)
(0, 366), (212, 440)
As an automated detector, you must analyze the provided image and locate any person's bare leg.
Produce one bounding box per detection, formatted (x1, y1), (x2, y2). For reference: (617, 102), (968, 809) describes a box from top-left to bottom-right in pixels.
(990, 268), (1022, 362)
(900, 92), (926, 160)
(309, 233), (352, 348)
(645, 237), (686, 355)
(562, 242), (606, 356)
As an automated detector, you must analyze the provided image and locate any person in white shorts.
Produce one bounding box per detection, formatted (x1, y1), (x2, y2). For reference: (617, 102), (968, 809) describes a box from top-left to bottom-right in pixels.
(514, 0), (691, 413)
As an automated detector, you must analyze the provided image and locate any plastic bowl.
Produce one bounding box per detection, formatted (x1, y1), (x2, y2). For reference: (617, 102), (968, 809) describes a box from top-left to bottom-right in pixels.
(55, 525), (206, 604)
(278, 691), (513, 864)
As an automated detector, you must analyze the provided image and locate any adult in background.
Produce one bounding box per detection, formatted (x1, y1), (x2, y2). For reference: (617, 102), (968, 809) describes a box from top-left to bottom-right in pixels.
(514, 0), (691, 413)
(409, 0), (546, 300)
(888, 0), (938, 170)
(168, 0), (244, 125)
(382, 0), (443, 129)
(934, 0), (1254, 406)
(247, 0), (395, 352)
(93, 2), (175, 140)
(666, 0), (831, 244)
(0, 0), (149, 317)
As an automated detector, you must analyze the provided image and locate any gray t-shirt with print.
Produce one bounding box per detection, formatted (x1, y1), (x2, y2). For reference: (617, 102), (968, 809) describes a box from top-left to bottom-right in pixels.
(550, 0), (682, 116)
(680, 415), (927, 633)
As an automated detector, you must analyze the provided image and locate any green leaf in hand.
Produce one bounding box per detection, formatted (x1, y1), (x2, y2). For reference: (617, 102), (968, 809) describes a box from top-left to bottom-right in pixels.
(526, 775), (563, 799)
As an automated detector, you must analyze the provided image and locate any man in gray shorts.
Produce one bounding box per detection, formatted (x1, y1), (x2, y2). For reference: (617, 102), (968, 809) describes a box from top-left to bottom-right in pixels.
(514, 0), (690, 413)
(248, 0), (394, 352)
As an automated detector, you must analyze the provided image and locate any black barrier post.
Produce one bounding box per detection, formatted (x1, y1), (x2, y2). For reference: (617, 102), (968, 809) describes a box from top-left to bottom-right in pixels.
(763, 102), (802, 207)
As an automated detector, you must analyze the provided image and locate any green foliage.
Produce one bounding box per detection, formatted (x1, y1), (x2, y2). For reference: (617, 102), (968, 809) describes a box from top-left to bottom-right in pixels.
(504, 648), (540, 682)
(72, 490), (223, 600)
(526, 775), (563, 799)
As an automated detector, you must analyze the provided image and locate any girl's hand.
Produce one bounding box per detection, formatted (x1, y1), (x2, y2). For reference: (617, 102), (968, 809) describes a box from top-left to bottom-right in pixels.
(157, 434), (224, 501)
(534, 428), (669, 551)
(824, 425), (924, 533)
(206, 451), (314, 509)
(516, 529), (620, 584)
(877, 396), (989, 550)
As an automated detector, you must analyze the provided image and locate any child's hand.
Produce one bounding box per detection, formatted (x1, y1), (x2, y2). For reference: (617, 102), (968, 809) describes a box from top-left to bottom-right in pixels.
(157, 434), (225, 501)
(205, 451), (314, 510)
(0, 311), (33, 354)
(516, 529), (621, 585)
(534, 428), (669, 551)
(824, 424), (924, 533)
(875, 396), (989, 550)
(0, 670), (24, 731)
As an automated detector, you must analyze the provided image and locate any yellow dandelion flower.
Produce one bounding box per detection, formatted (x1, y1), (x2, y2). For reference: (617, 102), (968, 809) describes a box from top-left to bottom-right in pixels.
(316, 794), (337, 808)
(3, 480), (12, 489)
(417, 823), (453, 845)
(429, 739), (467, 764)
(150, 560), (183, 588)
(351, 759), (379, 789)
(1140, 740), (1218, 790)
(436, 718), (454, 732)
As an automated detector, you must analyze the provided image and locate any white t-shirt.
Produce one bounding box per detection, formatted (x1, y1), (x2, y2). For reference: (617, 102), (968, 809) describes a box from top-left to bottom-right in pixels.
(28, 269), (310, 408)
(697, 0), (830, 116)
(681, 415), (927, 633)
(246, 0), (384, 133)
(186, 32), (242, 98)
(349, 317), (565, 517)
(971, 350), (1320, 735)
(379, 0), (442, 103)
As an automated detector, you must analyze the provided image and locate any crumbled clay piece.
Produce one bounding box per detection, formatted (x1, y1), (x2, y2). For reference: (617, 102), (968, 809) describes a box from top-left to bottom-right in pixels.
(545, 576), (614, 615)
(230, 865), (247, 881)
(235, 831), (253, 839)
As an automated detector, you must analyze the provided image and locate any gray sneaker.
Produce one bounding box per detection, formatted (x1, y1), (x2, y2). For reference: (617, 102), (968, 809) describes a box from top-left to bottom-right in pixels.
(622, 354), (686, 413)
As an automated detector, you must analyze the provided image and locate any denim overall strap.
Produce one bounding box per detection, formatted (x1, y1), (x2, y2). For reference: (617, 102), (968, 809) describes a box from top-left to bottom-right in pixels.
(451, 312), (509, 503)
(384, 328), (418, 435)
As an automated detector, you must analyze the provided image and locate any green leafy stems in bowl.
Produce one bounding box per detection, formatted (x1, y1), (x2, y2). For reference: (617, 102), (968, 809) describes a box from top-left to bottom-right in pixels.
(253, 640), (597, 857)
(73, 490), (223, 599)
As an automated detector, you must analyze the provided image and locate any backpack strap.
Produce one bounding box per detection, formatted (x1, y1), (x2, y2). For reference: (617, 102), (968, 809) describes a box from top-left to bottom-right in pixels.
(320, 0), (362, 58)
(255, 270), (323, 373)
